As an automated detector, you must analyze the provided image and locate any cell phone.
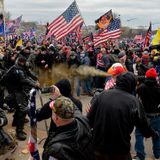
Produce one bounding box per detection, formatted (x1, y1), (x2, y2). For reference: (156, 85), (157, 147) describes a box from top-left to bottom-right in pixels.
(41, 86), (55, 94)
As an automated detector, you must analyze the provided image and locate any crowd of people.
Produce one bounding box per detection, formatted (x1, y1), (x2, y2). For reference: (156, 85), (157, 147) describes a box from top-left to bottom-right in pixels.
(0, 38), (160, 160)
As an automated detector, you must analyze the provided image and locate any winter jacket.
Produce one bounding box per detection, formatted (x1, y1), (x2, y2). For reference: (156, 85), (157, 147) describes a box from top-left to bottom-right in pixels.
(137, 78), (160, 113)
(35, 53), (53, 68)
(37, 95), (82, 132)
(37, 79), (82, 132)
(87, 72), (156, 154)
(42, 109), (95, 160)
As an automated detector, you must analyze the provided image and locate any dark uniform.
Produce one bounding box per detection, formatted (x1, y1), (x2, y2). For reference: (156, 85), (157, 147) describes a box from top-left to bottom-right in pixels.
(0, 64), (6, 109)
(0, 57), (39, 140)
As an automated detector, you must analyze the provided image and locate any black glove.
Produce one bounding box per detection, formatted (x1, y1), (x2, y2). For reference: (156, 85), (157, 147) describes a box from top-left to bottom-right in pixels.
(35, 86), (41, 90)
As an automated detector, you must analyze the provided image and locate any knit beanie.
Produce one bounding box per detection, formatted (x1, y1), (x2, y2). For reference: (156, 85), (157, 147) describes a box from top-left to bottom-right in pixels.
(145, 68), (158, 78)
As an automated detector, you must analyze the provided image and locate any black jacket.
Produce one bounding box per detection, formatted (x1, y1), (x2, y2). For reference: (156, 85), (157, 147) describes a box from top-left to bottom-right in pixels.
(136, 63), (149, 76)
(87, 72), (156, 154)
(37, 78), (82, 133)
(42, 110), (94, 160)
(0, 64), (37, 91)
(37, 95), (82, 132)
(137, 78), (160, 113)
(35, 53), (53, 68)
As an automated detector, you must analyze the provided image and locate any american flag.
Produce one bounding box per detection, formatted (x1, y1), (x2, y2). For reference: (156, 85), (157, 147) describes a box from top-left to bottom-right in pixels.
(5, 15), (22, 34)
(28, 88), (40, 160)
(14, 15), (22, 27)
(83, 33), (93, 44)
(76, 24), (83, 42)
(94, 18), (121, 48)
(30, 28), (36, 39)
(47, 1), (84, 41)
(143, 22), (151, 49)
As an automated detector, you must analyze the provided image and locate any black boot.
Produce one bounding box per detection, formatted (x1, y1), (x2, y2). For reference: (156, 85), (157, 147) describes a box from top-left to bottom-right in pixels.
(21, 130), (27, 135)
(16, 130), (26, 141)
(12, 111), (18, 127)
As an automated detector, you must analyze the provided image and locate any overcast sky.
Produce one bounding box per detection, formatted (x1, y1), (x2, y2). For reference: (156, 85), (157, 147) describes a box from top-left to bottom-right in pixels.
(4, 0), (160, 29)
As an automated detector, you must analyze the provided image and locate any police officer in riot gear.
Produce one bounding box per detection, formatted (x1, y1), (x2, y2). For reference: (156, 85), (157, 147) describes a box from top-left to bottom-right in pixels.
(1, 56), (40, 140)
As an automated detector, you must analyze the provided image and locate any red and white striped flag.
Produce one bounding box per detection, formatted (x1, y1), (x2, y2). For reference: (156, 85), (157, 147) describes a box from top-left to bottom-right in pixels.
(28, 89), (40, 160)
(47, 1), (84, 41)
(94, 18), (121, 48)
(143, 22), (152, 49)
(76, 24), (83, 42)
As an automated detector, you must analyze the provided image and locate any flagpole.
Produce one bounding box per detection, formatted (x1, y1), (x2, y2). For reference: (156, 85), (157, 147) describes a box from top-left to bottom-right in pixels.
(3, 12), (6, 48)
(74, 0), (95, 51)
(143, 22), (152, 49)
(74, 0), (89, 33)
(1, 0), (6, 48)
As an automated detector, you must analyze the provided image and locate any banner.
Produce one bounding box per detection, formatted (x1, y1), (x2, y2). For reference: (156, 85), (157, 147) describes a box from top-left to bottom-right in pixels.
(143, 23), (152, 48)
(47, 1), (84, 40)
(94, 18), (121, 48)
(16, 39), (23, 47)
(152, 28), (160, 45)
(95, 10), (113, 30)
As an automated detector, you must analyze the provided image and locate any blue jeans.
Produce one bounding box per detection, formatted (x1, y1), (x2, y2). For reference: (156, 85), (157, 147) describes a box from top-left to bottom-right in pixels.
(135, 128), (145, 160)
(76, 77), (81, 97)
(135, 116), (160, 159)
(83, 76), (92, 93)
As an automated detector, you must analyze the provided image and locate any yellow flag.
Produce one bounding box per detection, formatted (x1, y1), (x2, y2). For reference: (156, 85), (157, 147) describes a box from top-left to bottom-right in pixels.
(151, 28), (160, 53)
(16, 39), (23, 47)
(152, 28), (160, 45)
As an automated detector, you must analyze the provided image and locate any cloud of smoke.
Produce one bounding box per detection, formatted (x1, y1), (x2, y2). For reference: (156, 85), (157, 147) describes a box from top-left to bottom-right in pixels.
(38, 64), (111, 87)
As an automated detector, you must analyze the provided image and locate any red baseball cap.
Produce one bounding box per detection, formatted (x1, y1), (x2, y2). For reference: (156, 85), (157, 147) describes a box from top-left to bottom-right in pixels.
(107, 63), (126, 76)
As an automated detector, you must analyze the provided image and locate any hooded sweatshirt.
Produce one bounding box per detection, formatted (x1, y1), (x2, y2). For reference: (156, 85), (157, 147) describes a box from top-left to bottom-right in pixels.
(137, 78), (160, 113)
(87, 72), (155, 154)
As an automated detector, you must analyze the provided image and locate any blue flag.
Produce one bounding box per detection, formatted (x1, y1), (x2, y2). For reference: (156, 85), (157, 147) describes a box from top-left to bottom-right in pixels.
(0, 14), (4, 36)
